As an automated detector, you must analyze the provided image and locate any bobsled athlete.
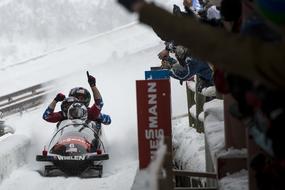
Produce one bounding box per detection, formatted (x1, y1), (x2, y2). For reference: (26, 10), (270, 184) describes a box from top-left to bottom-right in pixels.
(42, 71), (111, 126)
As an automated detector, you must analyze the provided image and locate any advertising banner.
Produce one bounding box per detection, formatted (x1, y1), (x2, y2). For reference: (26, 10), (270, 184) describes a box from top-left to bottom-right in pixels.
(144, 70), (170, 80)
(136, 79), (172, 169)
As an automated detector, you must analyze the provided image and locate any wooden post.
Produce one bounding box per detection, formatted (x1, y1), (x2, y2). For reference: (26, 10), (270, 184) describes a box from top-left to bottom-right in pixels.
(186, 84), (195, 128)
(204, 136), (217, 187)
(246, 128), (261, 190)
(223, 94), (246, 149)
(195, 77), (205, 133)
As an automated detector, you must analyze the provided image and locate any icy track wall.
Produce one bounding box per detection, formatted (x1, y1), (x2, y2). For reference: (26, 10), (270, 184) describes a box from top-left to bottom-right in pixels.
(0, 135), (30, 183)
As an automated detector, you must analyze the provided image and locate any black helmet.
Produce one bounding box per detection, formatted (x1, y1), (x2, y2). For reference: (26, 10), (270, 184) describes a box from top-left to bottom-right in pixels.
(69, 87), (91, 107)
(61, 97), (79, 117)
(67, 102), (88, 121)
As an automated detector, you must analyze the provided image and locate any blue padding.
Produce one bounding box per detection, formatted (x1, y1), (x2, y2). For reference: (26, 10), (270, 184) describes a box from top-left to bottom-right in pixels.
(145, 70), (170, 80)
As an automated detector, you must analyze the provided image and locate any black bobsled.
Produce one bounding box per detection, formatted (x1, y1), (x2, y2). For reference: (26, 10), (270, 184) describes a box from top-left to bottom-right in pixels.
(36, 119), (109, 178)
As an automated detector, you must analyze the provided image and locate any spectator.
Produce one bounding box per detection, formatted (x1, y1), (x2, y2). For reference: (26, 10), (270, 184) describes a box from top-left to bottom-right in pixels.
(159, 45), (214, 91)
(117, 0), (285, 89)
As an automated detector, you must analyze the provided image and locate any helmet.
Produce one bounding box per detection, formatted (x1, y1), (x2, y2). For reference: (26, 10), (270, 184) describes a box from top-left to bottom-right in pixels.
(67, 102), (88, 121)
(61, 97), (79, 117)
(69, 87), (91, 107)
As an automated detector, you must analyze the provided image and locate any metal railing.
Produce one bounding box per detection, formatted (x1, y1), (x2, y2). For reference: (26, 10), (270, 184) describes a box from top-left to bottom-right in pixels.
(185, 75), (250, 190)
(0, 81), (55, 117)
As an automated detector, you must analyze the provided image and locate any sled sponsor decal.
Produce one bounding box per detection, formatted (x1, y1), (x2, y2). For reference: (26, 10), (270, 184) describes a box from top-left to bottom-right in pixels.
(136, 79), (172, 169)
(66, 144), (78, 153)
(57, 155), (85, 160)
(59, 137), (86, 144)
(58, 137), (91, 149)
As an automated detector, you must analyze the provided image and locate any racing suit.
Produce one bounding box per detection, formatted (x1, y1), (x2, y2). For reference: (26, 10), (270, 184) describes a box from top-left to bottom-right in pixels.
(42, 98), (111, 125)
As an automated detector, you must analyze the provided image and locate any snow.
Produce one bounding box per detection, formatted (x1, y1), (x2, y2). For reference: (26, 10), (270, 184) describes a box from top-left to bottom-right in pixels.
(172, 117), (205, 172)
(218, 148), (247, 158)
(203, 99), (225, 170)
(132, 140), (167, 190)
(219, 169), (248, 190)
(186, 80), (196, 92)
(0, 135), (30, 183)
(0, 41), (168, 189)
(0, 1), (191, 188)
(0, 23), (162, 96)
(204, 99), (248, 190)
(190, 104), (197, 118)
(201, 86), (216, 97)
(0, 0), (248, 189)
(0, 133), (11, 141)
(198, 112), (204, 122)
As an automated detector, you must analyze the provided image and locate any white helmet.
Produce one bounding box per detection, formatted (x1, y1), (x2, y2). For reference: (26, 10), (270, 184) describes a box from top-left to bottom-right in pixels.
(67, 102), (88, 121)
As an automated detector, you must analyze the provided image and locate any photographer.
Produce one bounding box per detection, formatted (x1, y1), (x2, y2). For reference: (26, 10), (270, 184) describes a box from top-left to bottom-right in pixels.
(159, 45), (213, 90)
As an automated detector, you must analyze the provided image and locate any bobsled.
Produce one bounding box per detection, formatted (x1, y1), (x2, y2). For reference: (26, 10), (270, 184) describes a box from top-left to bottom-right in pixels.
(36, 119), (109, 178)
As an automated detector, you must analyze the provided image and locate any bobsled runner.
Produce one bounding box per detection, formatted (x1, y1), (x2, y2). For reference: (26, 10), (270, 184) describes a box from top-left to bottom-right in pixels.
(36, 119), (109, 178)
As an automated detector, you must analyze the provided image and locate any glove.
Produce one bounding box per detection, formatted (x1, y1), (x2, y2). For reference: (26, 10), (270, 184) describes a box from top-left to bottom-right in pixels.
(54, 93), (65, 102)
(97, 113), (111, 125)
(87, 71), (96, 87)
(102, 114), (111, 124)
(117, 0), (142, 12)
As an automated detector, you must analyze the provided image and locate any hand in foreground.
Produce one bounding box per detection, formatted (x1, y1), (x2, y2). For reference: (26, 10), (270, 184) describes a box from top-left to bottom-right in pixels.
(117, 0), (144, 12)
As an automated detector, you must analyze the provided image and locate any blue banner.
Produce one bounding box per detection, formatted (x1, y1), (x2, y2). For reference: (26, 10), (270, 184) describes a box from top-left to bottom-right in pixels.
(145, 70), (170, 80)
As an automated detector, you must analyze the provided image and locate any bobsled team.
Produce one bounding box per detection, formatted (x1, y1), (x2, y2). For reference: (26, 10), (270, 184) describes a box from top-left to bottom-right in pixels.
(37, 71), (111, 177)
(43, 71), (111, 130)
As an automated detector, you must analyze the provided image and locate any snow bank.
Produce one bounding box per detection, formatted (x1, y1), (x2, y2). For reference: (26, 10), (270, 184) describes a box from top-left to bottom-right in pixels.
(132, 116), (207, 189)
(219, 169), (248, 190)
(172, 117), (205, 172)
(201, 86), (216, 97)
(0, 134), (30, 184)
(198, 112), (204, 122)
(189, 104), (197, 118)
(203, 99), (224, 170)
(203, 99), (247, 172)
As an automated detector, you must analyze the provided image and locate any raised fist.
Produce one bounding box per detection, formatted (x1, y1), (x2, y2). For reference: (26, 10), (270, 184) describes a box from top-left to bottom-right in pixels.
(54, 93), (65, 102)
(87, 71), (96, 87)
